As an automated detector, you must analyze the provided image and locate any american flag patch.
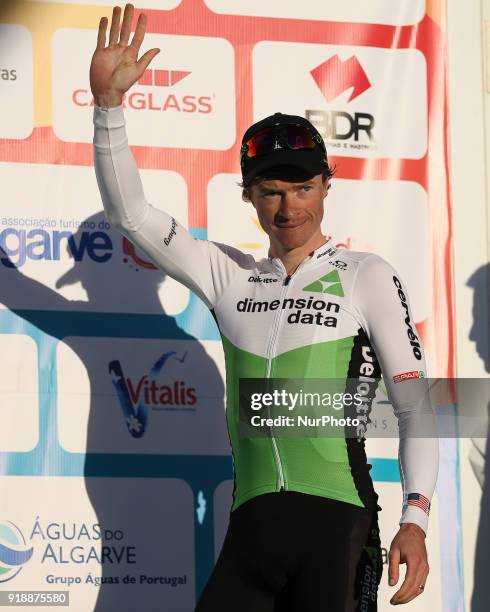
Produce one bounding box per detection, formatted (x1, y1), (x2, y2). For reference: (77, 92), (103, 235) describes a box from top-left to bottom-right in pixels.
(406, 493), (431, 515)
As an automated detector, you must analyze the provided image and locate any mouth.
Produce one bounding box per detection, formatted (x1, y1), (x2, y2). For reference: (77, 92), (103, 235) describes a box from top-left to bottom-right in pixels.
(275, 219), (307, 231)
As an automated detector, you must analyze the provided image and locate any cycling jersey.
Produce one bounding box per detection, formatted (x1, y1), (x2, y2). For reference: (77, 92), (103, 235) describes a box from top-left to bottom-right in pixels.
(93, 104), (439, 534)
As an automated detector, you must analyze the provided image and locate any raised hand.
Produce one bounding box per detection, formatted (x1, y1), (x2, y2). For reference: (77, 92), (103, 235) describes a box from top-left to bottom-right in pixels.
(89, 3), (160, 108)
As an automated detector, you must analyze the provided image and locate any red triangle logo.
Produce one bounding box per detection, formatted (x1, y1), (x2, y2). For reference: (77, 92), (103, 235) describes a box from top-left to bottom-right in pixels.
(171, 71), (191, 85)
(310, 55), (370, 103)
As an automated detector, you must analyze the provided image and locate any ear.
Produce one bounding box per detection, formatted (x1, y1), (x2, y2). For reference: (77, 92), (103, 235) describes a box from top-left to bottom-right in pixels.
(322, 179), (330, 198)
(243, 194), (257, 208)
(242, 186), (258, 208)
(241, 187), (251, 204)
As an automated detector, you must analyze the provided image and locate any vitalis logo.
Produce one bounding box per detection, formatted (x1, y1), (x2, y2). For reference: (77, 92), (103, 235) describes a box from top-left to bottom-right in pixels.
(0, 521), (34, 583)
(109, 351), (197, 438)
(307, 54), (375, 152)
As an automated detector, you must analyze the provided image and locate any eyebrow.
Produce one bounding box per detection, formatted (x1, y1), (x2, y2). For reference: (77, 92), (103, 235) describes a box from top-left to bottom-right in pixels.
(259, 180), (315, 192)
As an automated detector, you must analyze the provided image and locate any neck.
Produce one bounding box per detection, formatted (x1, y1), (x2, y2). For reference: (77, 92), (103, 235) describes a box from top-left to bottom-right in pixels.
(270, 233), (330, 275)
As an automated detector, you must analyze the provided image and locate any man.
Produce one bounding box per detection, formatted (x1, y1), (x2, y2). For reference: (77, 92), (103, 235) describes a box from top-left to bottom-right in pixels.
(90, 4), (439, 610)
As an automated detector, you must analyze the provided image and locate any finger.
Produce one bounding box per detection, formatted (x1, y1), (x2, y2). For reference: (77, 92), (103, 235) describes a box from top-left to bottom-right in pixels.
(391, 559), (418, 603)
(96, 16), (108, 50)
(136, 48), (160, 74)
(119, 3), (134, 46)
(398, 564), (430, 605)
(129, 12), (147, 54)
(108, 5), (122, 46)
(391, 557), (427, 604)
(388, 547), (400, 586)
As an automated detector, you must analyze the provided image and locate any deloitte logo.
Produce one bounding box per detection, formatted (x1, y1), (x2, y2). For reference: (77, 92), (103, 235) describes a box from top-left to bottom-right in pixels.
(303, 270), (344, 297)
(0, 521), (34, 583)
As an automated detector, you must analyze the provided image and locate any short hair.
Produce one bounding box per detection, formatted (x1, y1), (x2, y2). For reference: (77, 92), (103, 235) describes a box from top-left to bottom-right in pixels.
(240, 163), (336, 202)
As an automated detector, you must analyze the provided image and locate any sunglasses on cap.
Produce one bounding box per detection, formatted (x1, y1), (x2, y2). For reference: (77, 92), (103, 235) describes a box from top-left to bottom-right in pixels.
(240, 123), (326, 165)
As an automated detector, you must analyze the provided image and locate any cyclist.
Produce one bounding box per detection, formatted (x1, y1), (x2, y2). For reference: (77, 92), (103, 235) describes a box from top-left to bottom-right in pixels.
(90, 4), (439, 609)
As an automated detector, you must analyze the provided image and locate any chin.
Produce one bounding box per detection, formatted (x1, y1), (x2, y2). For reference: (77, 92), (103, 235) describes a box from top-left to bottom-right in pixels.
(278, 238), (308, 251)
(272, 226), (316, 251)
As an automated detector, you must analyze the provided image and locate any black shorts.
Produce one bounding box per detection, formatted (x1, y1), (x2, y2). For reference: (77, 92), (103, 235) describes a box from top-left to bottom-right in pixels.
(196, 490), (383, 612)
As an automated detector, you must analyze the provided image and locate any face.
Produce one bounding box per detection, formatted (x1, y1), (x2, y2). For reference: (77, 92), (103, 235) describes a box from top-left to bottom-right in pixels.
(248, 173), (329, 253)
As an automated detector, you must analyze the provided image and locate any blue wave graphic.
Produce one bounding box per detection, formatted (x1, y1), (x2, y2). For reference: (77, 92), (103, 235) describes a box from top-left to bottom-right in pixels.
(0, 542), (33, 566)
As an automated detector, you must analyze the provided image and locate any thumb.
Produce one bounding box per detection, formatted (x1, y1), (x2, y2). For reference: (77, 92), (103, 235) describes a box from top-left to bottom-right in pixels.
(388, 546), (400, 586)
(136, 48), (160, 73)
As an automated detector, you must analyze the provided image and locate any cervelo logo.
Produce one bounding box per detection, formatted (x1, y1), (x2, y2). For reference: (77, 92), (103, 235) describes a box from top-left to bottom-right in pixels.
(307, 54), (375, 148)
(393, 276), (422, 360)
(0, 521), (34, 583)
(109, 351), (197, 439)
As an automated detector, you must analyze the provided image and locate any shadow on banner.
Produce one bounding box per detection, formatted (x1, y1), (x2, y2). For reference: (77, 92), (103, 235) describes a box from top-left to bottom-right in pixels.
(0, 211), (230, 611)
(467, 264), (490, 612)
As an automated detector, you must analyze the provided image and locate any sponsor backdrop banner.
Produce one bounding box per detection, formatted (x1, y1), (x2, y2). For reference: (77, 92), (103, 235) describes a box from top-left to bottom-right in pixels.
(0, 1), (460, 610)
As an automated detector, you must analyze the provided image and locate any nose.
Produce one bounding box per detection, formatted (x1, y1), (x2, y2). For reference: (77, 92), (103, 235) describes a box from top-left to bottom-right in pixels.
(278, 192), (300, 219)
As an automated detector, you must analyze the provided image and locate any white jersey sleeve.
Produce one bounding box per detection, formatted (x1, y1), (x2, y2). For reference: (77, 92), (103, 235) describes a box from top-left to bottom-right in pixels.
(353, 253), (439, 535)
(93, 104), (253, 309)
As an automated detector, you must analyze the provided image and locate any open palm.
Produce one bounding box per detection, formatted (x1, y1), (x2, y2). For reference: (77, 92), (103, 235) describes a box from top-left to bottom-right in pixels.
(89, 3), (160, 102)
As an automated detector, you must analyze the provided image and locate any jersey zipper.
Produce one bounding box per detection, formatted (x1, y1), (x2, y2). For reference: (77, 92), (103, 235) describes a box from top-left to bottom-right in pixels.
(265, 278), (288, 490)
(265, 259), (310, 491)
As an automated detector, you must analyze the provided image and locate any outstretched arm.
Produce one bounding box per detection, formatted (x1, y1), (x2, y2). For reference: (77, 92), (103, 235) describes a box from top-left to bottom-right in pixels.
(91, 4), (252, 307)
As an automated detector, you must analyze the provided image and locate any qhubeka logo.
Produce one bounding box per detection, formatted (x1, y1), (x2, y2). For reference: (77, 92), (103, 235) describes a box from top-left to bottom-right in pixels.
(0, 521), (33, 583)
